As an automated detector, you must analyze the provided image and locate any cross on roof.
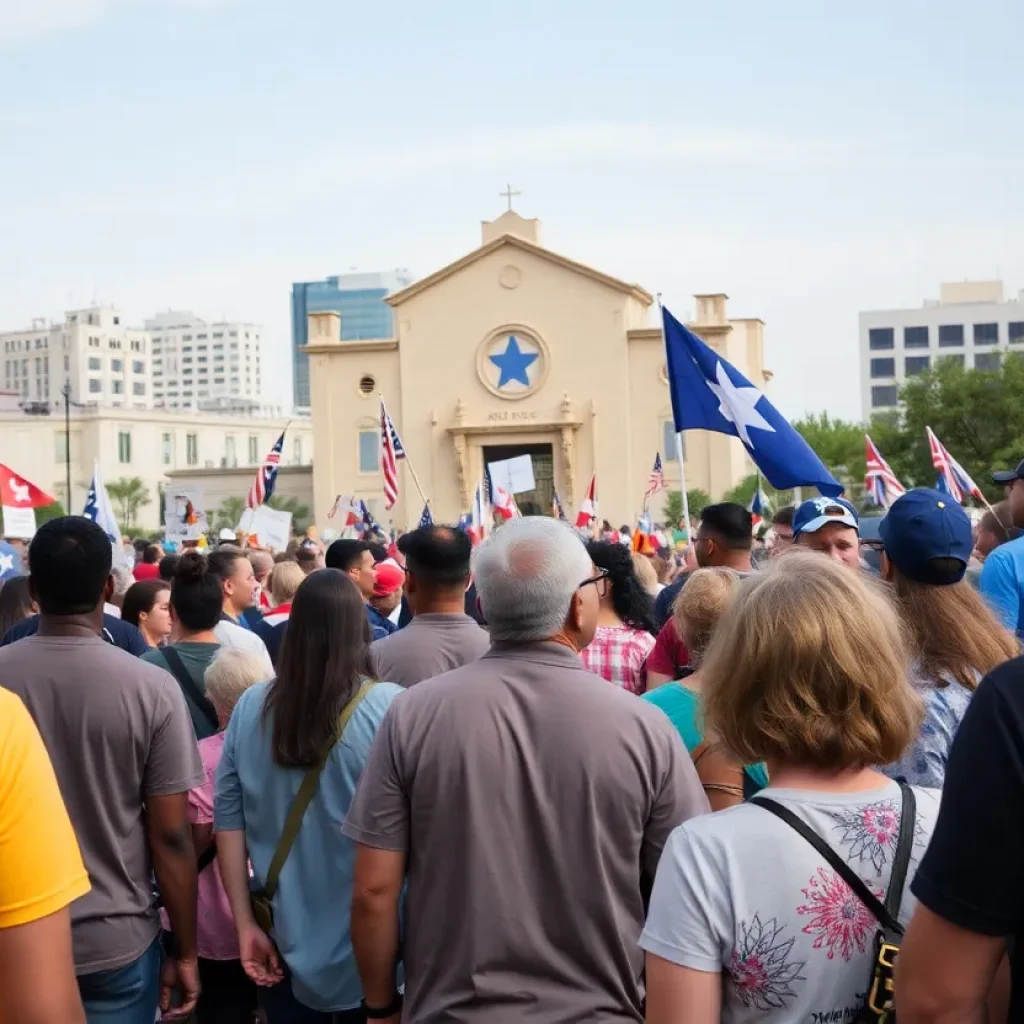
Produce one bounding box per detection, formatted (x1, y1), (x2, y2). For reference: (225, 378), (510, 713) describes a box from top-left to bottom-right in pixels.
(499, 183), (521, 212)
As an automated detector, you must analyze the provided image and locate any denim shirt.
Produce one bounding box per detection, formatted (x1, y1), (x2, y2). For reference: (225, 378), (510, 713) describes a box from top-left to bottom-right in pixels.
(215, 680), (403, 1011)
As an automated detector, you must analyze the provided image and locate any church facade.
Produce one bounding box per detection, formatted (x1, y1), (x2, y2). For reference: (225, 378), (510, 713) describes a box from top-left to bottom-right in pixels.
(307, 210), (770, 530)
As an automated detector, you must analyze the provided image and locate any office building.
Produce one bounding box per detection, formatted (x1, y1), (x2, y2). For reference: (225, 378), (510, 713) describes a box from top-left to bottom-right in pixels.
(860, 281), (1024, 419)
(291, 270), (413, 409)
(145, 311), (264, 411)
(0, 306), (153, 411)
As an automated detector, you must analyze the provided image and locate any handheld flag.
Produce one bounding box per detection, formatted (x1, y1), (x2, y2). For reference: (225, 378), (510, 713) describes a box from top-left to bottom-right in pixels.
(927, 427), (985, 504)
(864, 435), (906, 509)
(418, 504), (434, 528)
(0, 541), (22, 580)
(662, 308), (843, 497)
(575, 475), (597, 528)
(246, 430), (285, 509)
(552, 490), (568, 521)
(82, 460), (124, 547)
(380, 399), (406, 510)
(644, 453), (666, 500)
(467, 482), (489, 547)
(484, 466), (517, 521)
(748, 485), (767, 527)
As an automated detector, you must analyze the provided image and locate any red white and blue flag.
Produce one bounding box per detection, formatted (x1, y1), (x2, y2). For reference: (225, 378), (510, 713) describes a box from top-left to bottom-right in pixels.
(575, 475), (597, 529)
(246, 430), (285, 509)
(748, 484), (767, 526)
(485, 466), (518, 521)
(864, 434), (906, 509)
(380, 399), (406, 510)
(927, 426), (985, 504)
(467, 482), (489, 547)
(645, 453), (666, 500)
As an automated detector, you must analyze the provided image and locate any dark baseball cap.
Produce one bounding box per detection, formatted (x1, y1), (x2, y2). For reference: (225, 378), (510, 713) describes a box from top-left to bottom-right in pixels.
(878, 488), (972, 585)
(992, 458), (1024, 485)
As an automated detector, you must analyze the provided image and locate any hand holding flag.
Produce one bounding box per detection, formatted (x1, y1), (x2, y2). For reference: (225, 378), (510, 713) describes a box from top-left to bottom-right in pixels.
(662, 308), (842, 497)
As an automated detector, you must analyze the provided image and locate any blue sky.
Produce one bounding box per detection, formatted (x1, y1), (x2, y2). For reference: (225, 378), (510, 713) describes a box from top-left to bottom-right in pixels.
(2, 0), (1022, 418)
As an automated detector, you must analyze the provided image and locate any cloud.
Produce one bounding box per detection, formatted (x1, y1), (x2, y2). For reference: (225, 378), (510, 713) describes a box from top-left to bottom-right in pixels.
(0, 0), (243, 47)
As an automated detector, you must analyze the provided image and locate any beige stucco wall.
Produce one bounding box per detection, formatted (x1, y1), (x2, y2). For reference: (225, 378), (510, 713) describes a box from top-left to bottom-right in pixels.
(308, 220), (770, 530)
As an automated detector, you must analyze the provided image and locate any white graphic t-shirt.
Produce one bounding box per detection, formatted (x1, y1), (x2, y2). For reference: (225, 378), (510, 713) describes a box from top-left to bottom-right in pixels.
(640, 781), (941, 1022)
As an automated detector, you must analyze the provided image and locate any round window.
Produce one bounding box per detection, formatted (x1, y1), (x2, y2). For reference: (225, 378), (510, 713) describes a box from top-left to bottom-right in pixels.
(358, 374), (376, 396)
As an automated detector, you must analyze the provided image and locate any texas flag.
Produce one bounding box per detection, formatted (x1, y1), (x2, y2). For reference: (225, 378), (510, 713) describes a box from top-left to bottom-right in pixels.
(0, 464), (54, 540)
(575, 475), (597, 528)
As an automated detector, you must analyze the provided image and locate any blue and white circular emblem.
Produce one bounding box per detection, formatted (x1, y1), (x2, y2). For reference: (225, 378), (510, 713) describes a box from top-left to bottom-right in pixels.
(477, 325), (548, 400)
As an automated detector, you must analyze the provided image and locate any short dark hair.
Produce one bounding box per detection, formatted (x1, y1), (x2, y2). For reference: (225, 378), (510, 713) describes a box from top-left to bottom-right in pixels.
(158, 554), (180, 581)
(325, 539), (371, 573)
(29, 517), (112, 615)
(772, 505), (796, 529)
(170, 552), (224, 631)
(121, 578), (170, 628)
(142, 544), (162, 564)
(398, 526), (472, 587)
(699, 503), (753, 550)
(368, 542), (389, 564)
(207, 547), (246, 581)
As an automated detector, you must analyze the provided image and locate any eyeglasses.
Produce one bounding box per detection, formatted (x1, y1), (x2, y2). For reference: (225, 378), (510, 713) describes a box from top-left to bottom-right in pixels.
(579, 566), (611, 597)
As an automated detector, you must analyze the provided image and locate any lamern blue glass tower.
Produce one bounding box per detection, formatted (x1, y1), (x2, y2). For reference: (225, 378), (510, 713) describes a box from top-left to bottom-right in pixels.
(291, 270), (413, 409)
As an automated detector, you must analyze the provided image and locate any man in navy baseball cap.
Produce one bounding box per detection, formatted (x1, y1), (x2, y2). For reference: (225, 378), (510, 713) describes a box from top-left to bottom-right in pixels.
(878, 488), (973, 585)
(792, 496), (861, 569)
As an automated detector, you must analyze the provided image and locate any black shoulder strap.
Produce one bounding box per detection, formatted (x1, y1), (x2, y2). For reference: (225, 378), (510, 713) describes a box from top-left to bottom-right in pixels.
(197, 839), (217, 874)
(161, 646), (219, 733)
(751, 786), (916, 936)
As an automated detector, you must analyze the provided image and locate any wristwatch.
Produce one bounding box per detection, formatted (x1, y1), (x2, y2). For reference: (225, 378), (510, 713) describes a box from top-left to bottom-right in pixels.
(361, 992), (403, 1019)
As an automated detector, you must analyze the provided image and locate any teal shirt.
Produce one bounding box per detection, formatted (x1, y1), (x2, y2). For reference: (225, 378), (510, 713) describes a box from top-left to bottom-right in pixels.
(642, 681), (769, 791)
(142, 641), (221, 740)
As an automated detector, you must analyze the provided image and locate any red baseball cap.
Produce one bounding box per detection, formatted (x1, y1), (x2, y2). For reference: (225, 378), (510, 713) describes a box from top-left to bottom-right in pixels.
(372, 561), (405, 598)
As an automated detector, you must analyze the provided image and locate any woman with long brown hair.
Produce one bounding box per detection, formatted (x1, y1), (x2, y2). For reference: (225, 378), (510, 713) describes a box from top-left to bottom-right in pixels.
(879, 489), (1018, 788)
(213, 569), (402, 1023)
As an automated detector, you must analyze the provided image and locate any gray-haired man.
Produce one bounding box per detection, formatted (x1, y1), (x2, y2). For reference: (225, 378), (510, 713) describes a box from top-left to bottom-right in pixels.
(344, 516), (708, 1023)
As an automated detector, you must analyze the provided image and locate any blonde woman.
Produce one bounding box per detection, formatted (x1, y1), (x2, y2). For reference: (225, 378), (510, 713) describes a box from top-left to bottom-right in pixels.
(642, 568), (764, 809)
(641, 552), (940, 1023)
(632, 551), (663, 597)
(879, 488), (1019, 788)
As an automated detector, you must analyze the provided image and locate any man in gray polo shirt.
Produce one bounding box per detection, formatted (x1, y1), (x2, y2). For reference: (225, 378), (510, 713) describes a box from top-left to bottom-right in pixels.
(345, 517), (708, 1023)
(372, 525), (489, 687)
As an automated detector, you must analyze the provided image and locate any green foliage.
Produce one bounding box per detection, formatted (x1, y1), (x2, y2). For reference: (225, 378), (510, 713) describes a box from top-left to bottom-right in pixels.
(106, 477), (151, 534)
(214, 496), (246, 531)
(870, 353), (1024, 501)
(792, 413), (867, 486)
(722, 474), (795, 510)
(662, 489), (712, 525)
(35, 501), (65, 524)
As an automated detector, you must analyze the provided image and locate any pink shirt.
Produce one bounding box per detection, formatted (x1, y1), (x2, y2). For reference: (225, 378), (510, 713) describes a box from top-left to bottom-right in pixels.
(580, 625), (656, 694)
(161, 732), (239, 960)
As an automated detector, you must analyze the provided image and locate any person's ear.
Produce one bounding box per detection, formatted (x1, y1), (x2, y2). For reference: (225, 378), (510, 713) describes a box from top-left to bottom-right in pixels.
(879, 551), (894, 581)
(568, 589), (584, 632)
(104, 575), (115, 602)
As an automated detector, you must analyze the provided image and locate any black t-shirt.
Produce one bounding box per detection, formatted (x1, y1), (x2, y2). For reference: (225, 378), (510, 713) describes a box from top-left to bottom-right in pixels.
(911, 655), (1024, 1016)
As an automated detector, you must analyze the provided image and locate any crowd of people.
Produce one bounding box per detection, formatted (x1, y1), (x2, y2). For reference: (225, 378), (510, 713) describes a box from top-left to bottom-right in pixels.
(4, 466), (1024, 1023)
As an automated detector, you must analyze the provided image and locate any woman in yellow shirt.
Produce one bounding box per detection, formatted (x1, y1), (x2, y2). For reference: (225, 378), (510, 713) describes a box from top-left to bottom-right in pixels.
(0, 687), (91, 1023)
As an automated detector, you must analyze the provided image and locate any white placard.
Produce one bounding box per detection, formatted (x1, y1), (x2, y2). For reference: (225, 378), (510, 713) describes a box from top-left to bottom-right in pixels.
(242, 505), (292, 552)
(487, 454), (535, 494)
(165, 487), (208, 542)
(1, 505), (36, 539)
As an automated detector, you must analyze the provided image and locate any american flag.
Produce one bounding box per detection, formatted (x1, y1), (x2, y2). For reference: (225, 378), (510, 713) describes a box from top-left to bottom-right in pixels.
(927, 426), (985, 504)
(380, 400), (406, 510)
(645, 453), (666, 499)
(246, 430), (285, 509)
(864, 434), (906, 509)
(552, 490), (568, 521)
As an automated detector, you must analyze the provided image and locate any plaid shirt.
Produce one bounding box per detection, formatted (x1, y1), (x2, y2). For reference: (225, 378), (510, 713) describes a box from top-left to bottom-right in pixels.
(580, 625), (656, 694)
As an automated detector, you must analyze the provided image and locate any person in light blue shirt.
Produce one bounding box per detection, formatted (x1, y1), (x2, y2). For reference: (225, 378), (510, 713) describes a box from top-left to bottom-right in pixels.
(981, 459), (1024, 638)
(214, 569), (402, 1022)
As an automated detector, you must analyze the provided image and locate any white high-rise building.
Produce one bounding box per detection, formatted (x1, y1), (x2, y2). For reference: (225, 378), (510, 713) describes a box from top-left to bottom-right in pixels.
(859, 281), (1024, 420)
(0, 306), (153, 410)
(145, 311), (264, 412)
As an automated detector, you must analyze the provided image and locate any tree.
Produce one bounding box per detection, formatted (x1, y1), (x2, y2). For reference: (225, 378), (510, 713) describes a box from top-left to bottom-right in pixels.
(722, 473), (795, 510)
(35, 501), (65, 524)
(214, 496), (246, 531)
(792, 412), (867, 494)
(662, 489), (711, 525)
(106, 477), (151, 534)
(871, 353), (1024, 501)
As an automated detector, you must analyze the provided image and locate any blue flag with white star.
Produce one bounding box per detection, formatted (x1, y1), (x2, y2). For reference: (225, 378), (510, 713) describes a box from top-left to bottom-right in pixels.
(0, 541), (22, 581)
(663, 307), (842, 497)
(418, 504), (433, 528)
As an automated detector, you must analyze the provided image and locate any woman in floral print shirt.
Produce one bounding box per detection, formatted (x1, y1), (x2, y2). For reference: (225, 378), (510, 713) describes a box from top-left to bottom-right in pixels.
(641, 552), (940, 1023)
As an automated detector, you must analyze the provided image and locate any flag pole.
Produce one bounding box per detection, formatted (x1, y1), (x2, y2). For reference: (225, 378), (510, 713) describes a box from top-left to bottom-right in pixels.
(657, 294), (692, 544)
(380, 395), (430, 509)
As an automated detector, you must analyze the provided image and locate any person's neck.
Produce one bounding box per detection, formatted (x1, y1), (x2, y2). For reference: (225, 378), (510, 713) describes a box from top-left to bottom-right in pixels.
(36, 611), (104, 639)
(412, 597), (467, 616)
(596, 605), (624, 627)
(679, 668), (702, 692)
(714, 554), (752, 573)
(175, 626), (219, 644)
(765, 764), (892, 794)
(222, 602), (242, 623)
(143, 626), (163, 648)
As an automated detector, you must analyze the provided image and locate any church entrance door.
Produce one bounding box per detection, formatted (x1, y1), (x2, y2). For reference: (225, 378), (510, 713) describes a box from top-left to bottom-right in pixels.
(482, 443), (554, 517)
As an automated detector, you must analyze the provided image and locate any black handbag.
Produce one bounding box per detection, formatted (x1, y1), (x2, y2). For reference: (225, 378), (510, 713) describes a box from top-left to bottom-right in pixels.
(752, 784), (916, 1022)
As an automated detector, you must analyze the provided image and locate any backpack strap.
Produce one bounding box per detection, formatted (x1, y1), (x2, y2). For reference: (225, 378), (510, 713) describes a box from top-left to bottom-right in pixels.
(751, 790), (909, 936)
(262, 680), (376, 902)
(883, 783), (917, 923)
(161, 646), (220, 734)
